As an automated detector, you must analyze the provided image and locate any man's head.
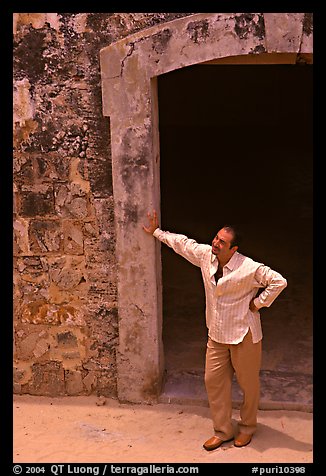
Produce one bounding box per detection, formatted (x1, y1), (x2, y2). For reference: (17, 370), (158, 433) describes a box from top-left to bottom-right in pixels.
(211, 225), (241, 264)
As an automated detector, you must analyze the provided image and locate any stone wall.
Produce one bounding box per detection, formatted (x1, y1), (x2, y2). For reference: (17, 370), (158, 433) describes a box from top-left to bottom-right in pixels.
(13, 13), (193, 397)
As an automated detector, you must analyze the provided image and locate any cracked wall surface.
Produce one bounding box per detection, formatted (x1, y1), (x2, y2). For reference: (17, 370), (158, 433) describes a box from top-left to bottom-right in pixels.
(13, 12), (312, 401)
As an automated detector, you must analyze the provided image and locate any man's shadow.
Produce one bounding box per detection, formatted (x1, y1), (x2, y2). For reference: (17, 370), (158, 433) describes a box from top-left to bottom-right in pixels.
(230, 418), (313, 453)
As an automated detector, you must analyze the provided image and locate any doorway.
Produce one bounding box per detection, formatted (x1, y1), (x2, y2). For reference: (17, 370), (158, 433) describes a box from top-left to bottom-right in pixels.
(158, 63), (313, 407)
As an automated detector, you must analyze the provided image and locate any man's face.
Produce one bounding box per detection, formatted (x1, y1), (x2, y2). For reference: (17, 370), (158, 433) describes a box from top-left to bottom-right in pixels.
(212, 228), (237, 262)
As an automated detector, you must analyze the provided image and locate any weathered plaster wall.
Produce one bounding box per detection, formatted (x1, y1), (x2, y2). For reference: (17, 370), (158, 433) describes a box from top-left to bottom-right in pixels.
(13, 13), (194, 397)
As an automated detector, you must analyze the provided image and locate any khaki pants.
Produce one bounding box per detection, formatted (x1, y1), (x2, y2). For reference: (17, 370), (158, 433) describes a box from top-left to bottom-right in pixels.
(204, 329), (262, 440)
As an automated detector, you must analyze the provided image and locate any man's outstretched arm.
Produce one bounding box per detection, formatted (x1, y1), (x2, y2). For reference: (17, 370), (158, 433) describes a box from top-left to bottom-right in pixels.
(142, 210), (209, 267)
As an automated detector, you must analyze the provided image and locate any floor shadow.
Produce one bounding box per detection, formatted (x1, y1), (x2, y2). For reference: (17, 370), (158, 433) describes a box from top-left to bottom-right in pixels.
(252, 421), (313, 453)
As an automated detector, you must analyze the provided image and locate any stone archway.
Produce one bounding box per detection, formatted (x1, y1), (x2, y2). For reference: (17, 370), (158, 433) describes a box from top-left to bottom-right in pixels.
(100, 13), (313, 403)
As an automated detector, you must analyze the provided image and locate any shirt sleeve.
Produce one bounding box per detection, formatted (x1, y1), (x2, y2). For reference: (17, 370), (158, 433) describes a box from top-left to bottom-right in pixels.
(253, 265), (287, 309)
(153, 228), (208, 267)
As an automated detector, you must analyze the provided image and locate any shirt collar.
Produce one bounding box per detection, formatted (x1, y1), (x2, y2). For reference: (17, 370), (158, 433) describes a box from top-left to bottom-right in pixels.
(225, 251), (239, 270)
(211, 250), (239, 270)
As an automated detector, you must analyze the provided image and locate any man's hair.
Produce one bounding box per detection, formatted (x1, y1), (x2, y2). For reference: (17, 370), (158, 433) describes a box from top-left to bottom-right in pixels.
(222, 224), (242, 249)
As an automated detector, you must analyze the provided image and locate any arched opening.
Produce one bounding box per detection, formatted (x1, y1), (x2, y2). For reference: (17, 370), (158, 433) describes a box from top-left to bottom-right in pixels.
(158, 60), (312, 408)
(100, 13), (313, 403)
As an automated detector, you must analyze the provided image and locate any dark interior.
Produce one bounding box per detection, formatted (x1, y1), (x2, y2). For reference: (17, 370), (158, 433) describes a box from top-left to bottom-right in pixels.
(158, 64), (313, 389)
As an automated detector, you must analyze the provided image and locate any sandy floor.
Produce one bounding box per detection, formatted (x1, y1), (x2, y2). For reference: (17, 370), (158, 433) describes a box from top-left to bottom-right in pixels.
(13, 395), (313, 464)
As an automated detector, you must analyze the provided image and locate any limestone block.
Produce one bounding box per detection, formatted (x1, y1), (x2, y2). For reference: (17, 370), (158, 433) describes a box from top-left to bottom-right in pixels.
(63, 220), (84, 254)
(13, 78), (34, 127)
(83, 221), (98, 236)
(54, 183), (90, 219)
(18, 332), (40, 360)
(21, 300), (85, 326)
(56, 331), (78, 348)
(29, 219), (64, 254)
(69, 158), (90, 192)
(33, 339), (50, 358)
(26, 362), (65, 396)
(19, 188), (55, 217)
(49, 256), (86, 290)
(83, 371), (98, 393)
(14, 155), (35, 183)
(14, 218), (30, 255)
(15, 258), (49, 299)
(13, 368), (26, 383)
(65, 370), (84, 395)
(33, 154), (70, 182)
(13, 13), (61, 34)
(13, 383), (22, 394)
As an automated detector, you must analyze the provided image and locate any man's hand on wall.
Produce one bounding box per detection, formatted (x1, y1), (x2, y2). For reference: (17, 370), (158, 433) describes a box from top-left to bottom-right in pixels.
(143, 210), (159, 234)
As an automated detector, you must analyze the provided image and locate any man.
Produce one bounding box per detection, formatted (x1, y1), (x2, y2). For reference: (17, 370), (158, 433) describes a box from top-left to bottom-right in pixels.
(143, 210), (287, 450)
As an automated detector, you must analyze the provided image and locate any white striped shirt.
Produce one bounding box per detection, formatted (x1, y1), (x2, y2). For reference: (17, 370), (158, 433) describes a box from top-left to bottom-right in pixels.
(153, 228), (287, 344)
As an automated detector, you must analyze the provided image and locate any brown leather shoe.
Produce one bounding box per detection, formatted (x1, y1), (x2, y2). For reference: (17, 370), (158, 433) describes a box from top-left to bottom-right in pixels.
(234, 433), (252, 447)
(203, 435), (233, 451)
